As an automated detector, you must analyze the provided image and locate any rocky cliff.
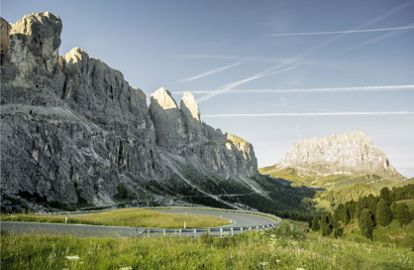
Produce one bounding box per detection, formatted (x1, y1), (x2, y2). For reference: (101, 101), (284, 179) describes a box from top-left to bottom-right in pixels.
(264, 131), (404, 184)
(0, 12), (263, 212)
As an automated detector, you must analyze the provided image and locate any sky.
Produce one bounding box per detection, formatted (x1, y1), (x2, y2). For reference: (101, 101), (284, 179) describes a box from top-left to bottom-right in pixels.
(2, 0), (414, 176)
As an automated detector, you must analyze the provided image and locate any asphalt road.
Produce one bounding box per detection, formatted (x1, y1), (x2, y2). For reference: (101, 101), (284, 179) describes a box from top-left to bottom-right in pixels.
(0, 207), (279, 237)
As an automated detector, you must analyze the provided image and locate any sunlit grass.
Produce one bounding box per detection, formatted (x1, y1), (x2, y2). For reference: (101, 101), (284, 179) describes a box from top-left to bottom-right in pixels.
(1, 221), (413, 270)
(0, 208), (230, 228)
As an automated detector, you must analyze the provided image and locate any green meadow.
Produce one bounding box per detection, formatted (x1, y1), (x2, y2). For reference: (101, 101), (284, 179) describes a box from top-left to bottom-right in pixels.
(0, 208), (230, 228)
(1, 221), (413, 270)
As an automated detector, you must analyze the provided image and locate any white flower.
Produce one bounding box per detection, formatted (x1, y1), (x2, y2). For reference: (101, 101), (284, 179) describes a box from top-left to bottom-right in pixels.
(259, 261), (269, 265)
(276, 259), (281, 263)
(119, 267), (133, 270)
(296, 268), (305, 270)
(65, 255), (80, 261)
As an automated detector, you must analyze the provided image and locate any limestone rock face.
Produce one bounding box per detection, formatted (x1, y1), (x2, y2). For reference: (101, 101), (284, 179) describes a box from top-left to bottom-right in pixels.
(1, 12), (259, 212)
(180, 92), (203, 142)
(0, 17), (11, 62)
(9, 12), (62, 86)
(149, 87), (187, 151)
(275, 131), (404, 180)
(181, 92), (200, 122)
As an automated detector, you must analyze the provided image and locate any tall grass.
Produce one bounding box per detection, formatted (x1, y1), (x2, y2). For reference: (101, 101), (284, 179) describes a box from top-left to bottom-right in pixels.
(1, 221), (413, 270)
(0, 208), (230, 228)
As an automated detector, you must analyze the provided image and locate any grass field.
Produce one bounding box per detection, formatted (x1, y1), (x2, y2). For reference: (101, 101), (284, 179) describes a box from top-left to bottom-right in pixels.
(0, 208), (230, 228)
(1, 221), (413, 270)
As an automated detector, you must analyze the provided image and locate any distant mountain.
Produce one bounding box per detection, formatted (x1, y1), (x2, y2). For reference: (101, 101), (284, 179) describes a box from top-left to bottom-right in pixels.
(261, 131), (405, 187)
(260, 131), (412, 207)
(0, 12), (315, 217)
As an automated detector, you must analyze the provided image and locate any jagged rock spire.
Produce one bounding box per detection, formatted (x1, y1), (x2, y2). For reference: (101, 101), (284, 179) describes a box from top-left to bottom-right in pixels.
(180, 91), (200, 122)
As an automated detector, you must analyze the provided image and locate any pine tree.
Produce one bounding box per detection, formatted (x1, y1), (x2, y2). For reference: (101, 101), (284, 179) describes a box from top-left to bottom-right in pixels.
(376, 199), (392, 226)
(345, 200), (356, 221)
(334, 204), (346, 225)
(311, 216), (320, 231)
(393, 203), (412, 226)
(367, 194), (378, 213)
(321, 212), (333, 236)
(380, 187), (392, 205)
(359, 208), (375, 240)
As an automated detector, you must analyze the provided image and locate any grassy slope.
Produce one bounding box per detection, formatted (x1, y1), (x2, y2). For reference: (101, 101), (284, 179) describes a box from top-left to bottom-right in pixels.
(1, 221), (413, 270)
(260, 166), (413, 209)
(0, 208), (230, 228)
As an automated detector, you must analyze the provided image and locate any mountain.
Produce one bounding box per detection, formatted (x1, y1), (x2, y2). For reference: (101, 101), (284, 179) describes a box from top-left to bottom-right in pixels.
(260, 131), (410, 207)
(262, 131), (405, 185)
(0, 12), (315, 216)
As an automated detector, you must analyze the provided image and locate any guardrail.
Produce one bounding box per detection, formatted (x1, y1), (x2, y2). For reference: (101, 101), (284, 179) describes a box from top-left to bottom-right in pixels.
(138, 222), (280, 238)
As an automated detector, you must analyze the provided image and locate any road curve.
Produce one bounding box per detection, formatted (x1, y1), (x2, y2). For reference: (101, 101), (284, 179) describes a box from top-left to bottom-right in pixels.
(0, 207), (280, 237)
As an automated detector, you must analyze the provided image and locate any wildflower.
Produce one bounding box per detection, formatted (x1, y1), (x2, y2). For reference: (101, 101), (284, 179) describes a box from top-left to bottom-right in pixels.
(296, 268), (305, 270)
(119, 267), (133, 270)
(65, 255), (80, 261)
(259, 261), (269, 266)
(275, 259), (281, 263)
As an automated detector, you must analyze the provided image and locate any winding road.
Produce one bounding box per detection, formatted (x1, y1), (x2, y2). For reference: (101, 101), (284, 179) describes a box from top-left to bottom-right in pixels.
(0, 207), (280, 237)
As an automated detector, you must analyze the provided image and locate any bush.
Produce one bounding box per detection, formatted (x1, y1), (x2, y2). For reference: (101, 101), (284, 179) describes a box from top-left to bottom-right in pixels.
(272, 221), (306, 240)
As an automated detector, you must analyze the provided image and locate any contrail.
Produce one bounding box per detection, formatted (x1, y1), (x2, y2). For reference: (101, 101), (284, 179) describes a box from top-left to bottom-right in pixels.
(171, 84), (414, 95)
(343, 23), (414, 52)
(197, 65), (297, 103)
(263, 25), (414, 37)
(197, 1), (413, 103)
(203, 111), (414, 118)
(177, 62), (241, 83)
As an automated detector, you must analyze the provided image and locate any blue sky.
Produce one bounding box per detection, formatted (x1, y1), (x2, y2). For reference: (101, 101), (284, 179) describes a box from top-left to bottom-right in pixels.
(2, 0), (414, 176)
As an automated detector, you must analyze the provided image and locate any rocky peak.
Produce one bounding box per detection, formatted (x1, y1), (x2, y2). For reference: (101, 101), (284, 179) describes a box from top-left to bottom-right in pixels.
(9, 11), (62, 74)
(64, 47), (88, 65)
(149, 87), (187, 151)
(276, 131), (404, 180)
(151, 87), (178, 110)
(180, 92), (200, 122)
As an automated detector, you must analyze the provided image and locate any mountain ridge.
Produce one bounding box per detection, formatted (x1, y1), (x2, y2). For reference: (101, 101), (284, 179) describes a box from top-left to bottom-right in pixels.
(1, 12), (314, 217)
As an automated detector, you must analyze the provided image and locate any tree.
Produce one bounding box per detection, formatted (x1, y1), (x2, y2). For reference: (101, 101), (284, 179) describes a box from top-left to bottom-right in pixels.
(345, 200), (356, 221)
(380, 187), (392, 205)
(355, 197), (368, 219)
(311, 216), (320, 231)
(376, 199), (392, 226)
(393, 203), (412, 226)
(334, 204), (346, 225)
(359, 209), (376, 240)
(367, 194), (378, 213)
(321, 212), (333, 236)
